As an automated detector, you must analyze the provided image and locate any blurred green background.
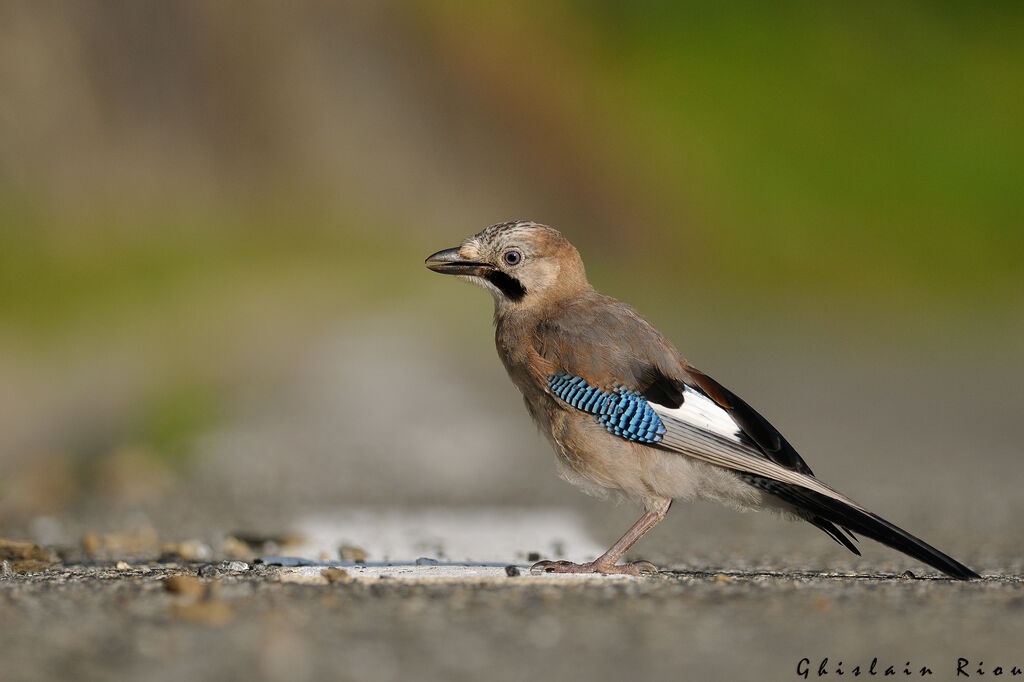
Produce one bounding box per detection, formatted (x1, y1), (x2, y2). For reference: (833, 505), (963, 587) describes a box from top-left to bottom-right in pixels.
(0, 1), (1020, 538)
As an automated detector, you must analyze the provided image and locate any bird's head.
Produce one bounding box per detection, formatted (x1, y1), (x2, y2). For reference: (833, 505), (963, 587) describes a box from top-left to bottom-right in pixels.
(426, 221), (589, 312)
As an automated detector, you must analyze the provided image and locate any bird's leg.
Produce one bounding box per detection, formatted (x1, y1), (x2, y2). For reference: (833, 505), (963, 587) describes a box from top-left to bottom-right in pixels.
(532, 499), (672, 575)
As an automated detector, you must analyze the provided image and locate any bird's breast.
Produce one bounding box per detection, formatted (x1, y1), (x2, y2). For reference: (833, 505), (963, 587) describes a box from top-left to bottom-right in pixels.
(494, 316), (564, 432)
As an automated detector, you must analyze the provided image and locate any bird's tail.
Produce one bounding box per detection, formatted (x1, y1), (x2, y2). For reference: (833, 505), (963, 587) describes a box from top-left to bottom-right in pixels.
(745, 474), (979, 579)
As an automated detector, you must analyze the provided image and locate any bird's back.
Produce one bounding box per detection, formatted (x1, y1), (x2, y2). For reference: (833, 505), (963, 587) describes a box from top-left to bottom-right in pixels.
(521, 290), (685, 391)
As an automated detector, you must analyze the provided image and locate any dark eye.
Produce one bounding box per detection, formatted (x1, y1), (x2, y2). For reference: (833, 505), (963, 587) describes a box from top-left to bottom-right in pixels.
(502, 250), (522, 266)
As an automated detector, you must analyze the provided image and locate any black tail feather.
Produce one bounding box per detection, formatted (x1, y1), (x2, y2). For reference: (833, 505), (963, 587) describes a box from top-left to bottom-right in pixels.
(746, 475), (979, 579)
(810, 516), (860, 555)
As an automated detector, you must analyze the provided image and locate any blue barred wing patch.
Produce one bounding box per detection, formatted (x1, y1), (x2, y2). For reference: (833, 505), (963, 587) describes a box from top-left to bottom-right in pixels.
(548, 372), (666, 443)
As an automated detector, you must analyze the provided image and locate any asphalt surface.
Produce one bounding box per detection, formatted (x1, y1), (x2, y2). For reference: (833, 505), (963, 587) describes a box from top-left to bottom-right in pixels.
(2, 560), (1022, 682)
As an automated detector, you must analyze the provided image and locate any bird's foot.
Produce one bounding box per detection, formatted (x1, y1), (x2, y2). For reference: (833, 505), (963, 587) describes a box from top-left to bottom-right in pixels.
(529, 559), (659, 576)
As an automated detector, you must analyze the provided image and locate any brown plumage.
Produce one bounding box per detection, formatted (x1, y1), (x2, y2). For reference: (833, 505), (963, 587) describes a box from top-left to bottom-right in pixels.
(426, 220), (978, 579)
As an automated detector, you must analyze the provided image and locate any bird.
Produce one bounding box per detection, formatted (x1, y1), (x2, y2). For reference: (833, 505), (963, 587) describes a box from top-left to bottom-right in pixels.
(425, 220), (978, 579)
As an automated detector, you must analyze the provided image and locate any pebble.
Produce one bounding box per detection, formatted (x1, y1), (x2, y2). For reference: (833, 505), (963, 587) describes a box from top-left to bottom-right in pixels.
(0, 537), (60, 572)
(277, 569), (329, 585)
(160, 540), (214, 561)
(0, 538), (54, 561)
(338, 545), (368, 563)
(505, 565), (521, 577)
(164, 575), (204, 598)
(220, 561), (249, 572)
(115, 561), (131, 570)
(414, 557), (438, 566)
(171, 600), (234, 626)
(81, 528), (158, 559)
(229, 531), (301, 546)
(219, 536), (253, 560)
(197, 564), (219, 578)
(321, 567), (353, 584)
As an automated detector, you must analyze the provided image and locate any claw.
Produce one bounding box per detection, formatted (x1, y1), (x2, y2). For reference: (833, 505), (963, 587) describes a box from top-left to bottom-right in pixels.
(530, 560), (573, 574)
(529, 559), (659, 576)
(630, 560), (659, 575)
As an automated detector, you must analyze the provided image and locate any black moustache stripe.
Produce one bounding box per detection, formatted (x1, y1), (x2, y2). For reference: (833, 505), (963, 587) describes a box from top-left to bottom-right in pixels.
(486, 271), (527, 301)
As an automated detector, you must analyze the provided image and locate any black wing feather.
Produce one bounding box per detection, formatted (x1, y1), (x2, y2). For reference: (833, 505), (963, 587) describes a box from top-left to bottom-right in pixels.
(639, 365), (812, 474)
(685, 368), (813, 475)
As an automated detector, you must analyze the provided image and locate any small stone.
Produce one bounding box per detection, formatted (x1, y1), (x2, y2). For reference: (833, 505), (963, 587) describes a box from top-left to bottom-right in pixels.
(115, 561), (131, 570)
(414, 557), (438, 566)
(276, 568), (328, 584)
(321, 567), (353, 584)
(164, 575), (204, 597)
(338, 545), (368, 563)
(82, 533), (100, 555)
(81, 527), (158, 560)
(229, 531), (304, 552)
(159, 540), (213, 561)
(0, 560), (13, 576)
(219, 536), (253, 560)
(220, 561), (248, 572)
(901, 570), (917, 579)
(197, 564), (219, 578)
(171, 600), (234, 626)
(0, 538), (58, 562)
(0, 537), (60, 571)
(713, 574), (734, 583)
(505, 565), (521, 577)
(527, 552), (541, 562)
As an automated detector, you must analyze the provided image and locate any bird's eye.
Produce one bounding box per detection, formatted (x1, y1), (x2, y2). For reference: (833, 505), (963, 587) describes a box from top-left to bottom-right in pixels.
(503, 250), (522, 266)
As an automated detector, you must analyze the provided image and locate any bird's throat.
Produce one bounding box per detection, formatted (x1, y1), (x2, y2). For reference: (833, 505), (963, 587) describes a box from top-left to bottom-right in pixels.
(485, 271), (526, 301)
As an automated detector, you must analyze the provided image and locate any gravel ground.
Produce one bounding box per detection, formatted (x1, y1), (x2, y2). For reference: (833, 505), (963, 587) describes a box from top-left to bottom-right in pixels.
(2, 560), (1022, 682)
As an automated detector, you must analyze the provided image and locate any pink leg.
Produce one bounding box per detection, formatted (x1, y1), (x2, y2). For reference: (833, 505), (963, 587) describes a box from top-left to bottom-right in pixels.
(532, 499), (672, 575)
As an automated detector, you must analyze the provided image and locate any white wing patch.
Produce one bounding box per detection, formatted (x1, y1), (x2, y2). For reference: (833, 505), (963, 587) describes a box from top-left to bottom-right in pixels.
(651, 386), (743, 442)
(650, 386), (867, 510)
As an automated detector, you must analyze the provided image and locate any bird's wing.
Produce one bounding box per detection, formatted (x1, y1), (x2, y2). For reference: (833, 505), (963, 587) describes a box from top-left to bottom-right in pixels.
(533, 295), (838, 497)
(664, 366), (815, 474)
(640, 365), (866, 550)
(545, 368), (864, 511)
(535, 300), (979, 578)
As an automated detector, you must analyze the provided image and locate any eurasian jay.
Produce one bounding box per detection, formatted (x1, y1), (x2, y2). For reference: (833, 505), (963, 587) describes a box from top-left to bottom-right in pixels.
(426, 221), (977, 579)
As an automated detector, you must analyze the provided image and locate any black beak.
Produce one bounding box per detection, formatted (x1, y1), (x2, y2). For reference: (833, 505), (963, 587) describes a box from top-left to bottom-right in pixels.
(425, 247), (495, 277)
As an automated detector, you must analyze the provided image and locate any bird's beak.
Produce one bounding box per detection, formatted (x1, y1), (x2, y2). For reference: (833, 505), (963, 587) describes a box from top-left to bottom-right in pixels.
(425, 247), (495, 277)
